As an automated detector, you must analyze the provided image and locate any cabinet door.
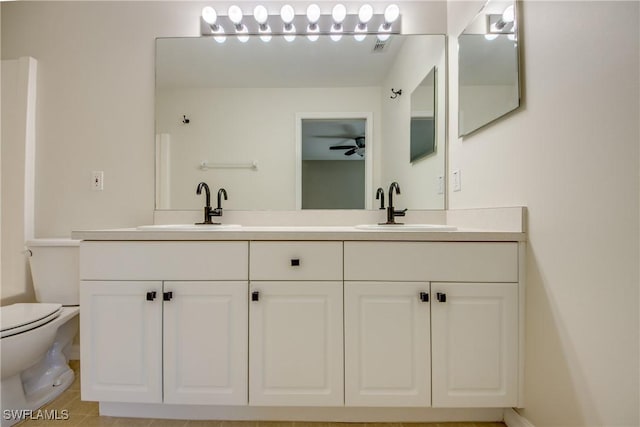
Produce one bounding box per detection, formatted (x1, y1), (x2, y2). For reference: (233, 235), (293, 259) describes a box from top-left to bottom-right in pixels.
(344, 282), (431, 407)
(80, 281), (162, 403)
(431, 282), (518, 407)
(163, 281), (248, 405)
(249, 281), (343, 406)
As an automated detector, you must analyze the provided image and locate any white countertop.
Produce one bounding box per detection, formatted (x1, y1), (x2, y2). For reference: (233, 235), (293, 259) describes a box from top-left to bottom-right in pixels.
(71, 225), (525, 242)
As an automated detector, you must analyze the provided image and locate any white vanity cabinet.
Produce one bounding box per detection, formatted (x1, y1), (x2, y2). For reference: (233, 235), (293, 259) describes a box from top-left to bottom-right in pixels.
(80, 242), (249, 406)
(344, 241), (520, 408)
(248, 242), (344, 406)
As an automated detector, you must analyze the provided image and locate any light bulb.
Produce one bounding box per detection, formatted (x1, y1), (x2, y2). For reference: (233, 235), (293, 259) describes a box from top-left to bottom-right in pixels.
(228, 5), (243, 25)
(377, 23), (391, 40)
(253, 5), (268, 25)
(202, 7), (217, 25)
(358, 4), (373, 24)
(283, 21), (296, 42)
(236, 25), (249, 42)
(281, 4), (295, 24)
(332, 4), (347, 24)
(384, 4), (400, 23)
(354, 25), (367, 41)
(306, 4), (321, 24)
(502, 5), (515, 23)
(307, 24), (319, 41)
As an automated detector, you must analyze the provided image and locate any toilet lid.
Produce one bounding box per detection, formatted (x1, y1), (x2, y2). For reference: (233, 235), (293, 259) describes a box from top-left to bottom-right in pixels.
(1, 303), (62, 338)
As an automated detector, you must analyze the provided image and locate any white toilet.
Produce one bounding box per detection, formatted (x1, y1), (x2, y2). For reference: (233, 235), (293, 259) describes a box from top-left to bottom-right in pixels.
(1, 239), (80, 427)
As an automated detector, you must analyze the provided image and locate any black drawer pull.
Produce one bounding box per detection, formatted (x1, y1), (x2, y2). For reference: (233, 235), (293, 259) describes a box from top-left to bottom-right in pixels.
(419, 292), (429, 302)
(251, 291), (260, 302)
(146, 291), (157, 301)
(163, 291), (173, 301)
(436, 292), (447, 303)
(290, 258), (300, 267)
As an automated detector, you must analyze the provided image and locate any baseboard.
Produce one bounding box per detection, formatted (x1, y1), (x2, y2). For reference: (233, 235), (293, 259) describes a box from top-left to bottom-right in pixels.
(504, 408), (535, 427)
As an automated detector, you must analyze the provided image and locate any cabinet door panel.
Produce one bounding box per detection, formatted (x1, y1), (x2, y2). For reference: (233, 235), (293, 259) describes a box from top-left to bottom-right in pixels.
(163, 281), (248, 405)
(80, 281), (162, 403)
(249, 281), (343, 406)
(344, 282), (431, 407)
(431, 282), (518, 407)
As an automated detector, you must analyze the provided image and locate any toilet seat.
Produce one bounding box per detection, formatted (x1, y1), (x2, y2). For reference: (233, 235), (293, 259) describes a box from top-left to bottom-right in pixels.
(1, 303), (62, 338)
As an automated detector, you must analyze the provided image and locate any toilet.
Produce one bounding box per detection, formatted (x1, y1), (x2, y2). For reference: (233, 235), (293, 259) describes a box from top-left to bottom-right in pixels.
(1, 239), (80, 427)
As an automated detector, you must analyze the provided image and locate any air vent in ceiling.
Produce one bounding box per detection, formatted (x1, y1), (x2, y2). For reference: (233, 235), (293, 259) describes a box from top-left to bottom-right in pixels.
(372, 39), (388, 53)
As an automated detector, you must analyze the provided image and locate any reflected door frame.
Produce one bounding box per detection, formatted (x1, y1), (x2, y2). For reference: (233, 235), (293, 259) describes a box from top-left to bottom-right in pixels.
(295, 112), (373, 210)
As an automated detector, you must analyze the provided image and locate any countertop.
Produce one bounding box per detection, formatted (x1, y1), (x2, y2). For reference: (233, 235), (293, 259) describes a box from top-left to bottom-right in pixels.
(71, 225), (526, 242)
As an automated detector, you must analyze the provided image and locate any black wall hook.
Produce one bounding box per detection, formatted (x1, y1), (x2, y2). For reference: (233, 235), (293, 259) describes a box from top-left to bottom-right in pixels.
(182, 115), (190, 124)
(390, 88), (403, 99)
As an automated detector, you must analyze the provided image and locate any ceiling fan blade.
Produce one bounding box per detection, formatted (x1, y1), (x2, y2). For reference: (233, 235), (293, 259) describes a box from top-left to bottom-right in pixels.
(330, 145), (357, 150)
(344, 148), (357, 156)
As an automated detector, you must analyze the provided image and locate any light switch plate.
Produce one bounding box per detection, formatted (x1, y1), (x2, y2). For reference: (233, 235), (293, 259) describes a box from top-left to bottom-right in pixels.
(452, 169), (461, 192)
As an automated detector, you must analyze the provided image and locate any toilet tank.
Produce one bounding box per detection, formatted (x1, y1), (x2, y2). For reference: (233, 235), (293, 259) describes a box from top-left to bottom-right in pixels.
(26, 239), (80, 306)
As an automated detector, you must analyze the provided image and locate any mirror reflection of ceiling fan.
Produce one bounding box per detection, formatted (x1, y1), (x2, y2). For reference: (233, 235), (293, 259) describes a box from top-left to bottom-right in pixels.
(324, 135), (366, 157)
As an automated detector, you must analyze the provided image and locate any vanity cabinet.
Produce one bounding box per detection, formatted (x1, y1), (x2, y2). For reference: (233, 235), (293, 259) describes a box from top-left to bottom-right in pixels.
(344, 282), (431, 406)
(80, 242), (249, 406)
(344, 241), (519, 408)
(248, 242), (344, 406)
(430, 282), (518, 407)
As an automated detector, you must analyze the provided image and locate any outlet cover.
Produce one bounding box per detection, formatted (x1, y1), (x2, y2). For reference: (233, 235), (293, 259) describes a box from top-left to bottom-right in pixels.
(92, 171), (104, 191)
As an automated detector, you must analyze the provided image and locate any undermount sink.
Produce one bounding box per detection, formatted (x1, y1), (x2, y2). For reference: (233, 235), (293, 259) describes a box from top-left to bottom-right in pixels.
(354, 224), (457, 232)
(136, 224), (242, 231)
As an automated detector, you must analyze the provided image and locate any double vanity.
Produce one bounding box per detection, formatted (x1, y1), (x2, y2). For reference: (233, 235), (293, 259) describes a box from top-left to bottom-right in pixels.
(72, 209), (526, 422)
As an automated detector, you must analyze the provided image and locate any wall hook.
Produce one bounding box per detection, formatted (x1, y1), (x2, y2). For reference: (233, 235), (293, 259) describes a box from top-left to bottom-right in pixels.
(390, 88), (403, 99)
(182, 115), (190, 124)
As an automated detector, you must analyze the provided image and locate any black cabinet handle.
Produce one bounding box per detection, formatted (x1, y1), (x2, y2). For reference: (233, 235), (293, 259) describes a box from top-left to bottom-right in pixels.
(419, 292), (429, 302)
(163, 291), (173, 301)
(290, 258), (300, 267)
(146, 291), (157, 301)
(436, 292), (446, 303)
(251, 291), (260, 302)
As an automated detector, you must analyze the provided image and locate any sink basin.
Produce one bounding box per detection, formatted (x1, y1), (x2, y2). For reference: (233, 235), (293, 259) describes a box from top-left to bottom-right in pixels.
(355, 224), (457, 232)
(136, 224), (242, 231)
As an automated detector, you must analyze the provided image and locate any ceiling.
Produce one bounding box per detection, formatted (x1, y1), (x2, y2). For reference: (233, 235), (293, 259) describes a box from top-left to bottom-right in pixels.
(156, 35), (405, 89)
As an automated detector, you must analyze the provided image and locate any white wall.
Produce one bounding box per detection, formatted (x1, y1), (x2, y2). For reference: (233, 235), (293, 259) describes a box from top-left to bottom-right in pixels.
(1, 57), (37, 303)
(0, 0), (446, 240)
(156, 86), (381, 210)
(448, 1), (639, 426)
(381, 35), (446, 209)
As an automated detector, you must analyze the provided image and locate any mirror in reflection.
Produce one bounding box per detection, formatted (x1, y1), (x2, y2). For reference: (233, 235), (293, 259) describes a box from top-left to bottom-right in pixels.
(458, 0), (520, 136)
(410, 67), (436, 163)
(155, 34), (446, 211)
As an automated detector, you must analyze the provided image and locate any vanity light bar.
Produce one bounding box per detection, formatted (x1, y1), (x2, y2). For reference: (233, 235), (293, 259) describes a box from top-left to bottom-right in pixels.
(200, 4), (401, 40)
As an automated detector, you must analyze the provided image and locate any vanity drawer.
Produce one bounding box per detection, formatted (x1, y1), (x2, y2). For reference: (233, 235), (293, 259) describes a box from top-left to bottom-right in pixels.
(250, 241), (343, 281)
(80, 241), (248, 280)
(344, 242), (518, 282)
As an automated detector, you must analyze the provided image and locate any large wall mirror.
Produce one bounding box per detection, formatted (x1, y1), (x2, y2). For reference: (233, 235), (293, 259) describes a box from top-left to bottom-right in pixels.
(458, 0), (520, 136)
(155, 34), (446, 211)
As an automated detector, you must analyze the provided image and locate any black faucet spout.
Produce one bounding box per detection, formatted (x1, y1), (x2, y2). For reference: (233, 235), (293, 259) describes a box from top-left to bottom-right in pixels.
(213, 188), (228, 216)
(375, 187), (385, 210)
(196, 182), (211, 208)
(381, 181), (405, 225)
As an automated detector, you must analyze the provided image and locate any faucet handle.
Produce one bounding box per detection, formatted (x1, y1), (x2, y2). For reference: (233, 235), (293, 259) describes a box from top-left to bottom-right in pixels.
(395, 208), (407, 217)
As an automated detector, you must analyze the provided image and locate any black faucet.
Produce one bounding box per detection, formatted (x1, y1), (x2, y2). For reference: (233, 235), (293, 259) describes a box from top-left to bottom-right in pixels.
(214, 188), (228, 216)
(383, 181), (407, 224)
(196, 182), (224, 225)
(376, 187), (385, 210)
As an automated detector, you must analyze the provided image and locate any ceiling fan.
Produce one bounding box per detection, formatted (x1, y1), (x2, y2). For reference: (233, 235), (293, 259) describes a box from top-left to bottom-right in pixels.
(328, 136), (366, 157)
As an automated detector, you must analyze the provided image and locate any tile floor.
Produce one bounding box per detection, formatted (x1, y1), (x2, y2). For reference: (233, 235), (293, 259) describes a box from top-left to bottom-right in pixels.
(16, 361), (506, 427)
